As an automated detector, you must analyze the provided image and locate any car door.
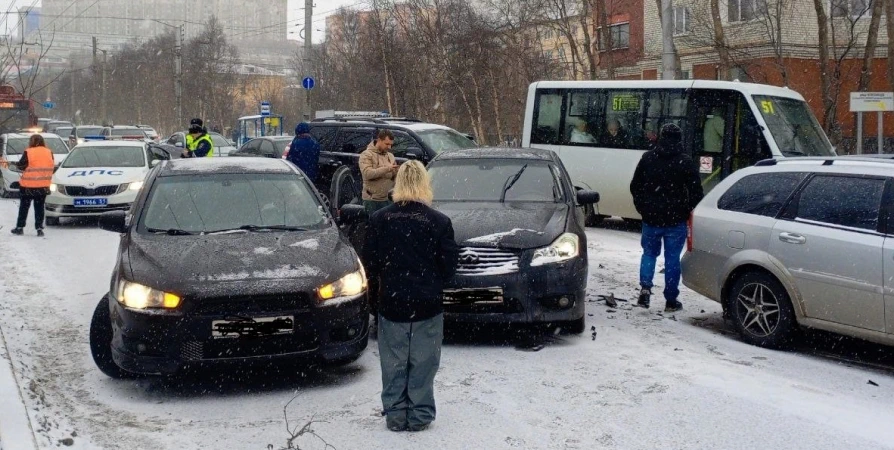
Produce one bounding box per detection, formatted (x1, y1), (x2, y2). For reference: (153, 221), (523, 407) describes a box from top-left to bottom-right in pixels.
(881, 181), (894, 335)
(330, 127), (374, 180)
(234, 139), (262, 157)
(259, 139), (277, 158)
(390, 130), (415, 162)
(770, 174), (887, 332)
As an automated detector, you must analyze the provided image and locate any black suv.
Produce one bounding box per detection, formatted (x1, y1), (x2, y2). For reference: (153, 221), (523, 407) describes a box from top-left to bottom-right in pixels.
(307, 117), (477, 212)
(89, 158), (370, 377)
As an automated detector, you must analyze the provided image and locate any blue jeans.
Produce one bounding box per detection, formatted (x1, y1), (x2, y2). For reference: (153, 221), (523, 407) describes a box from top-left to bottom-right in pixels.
(639, 222), (688, 302)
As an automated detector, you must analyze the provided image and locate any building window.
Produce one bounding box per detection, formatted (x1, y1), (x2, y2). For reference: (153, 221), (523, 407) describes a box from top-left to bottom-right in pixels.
(831, 0), (872, 18)
(598, 23), (630, 51)
(544, 28), (553, 39)
(558, 47), (566, 60)
(728, 0), (756, 22)
(673, 6), (691, 35)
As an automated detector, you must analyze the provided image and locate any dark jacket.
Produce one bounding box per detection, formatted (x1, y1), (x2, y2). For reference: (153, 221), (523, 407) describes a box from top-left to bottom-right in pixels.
(14, 151), (50, 197)
(287, 123), (321, 182)
(362, 201), (460, 322)
(630, 139), (704, 227)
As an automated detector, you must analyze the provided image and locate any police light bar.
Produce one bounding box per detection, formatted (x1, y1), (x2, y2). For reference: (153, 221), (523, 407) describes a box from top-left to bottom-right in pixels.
(83, 135), (106, 141)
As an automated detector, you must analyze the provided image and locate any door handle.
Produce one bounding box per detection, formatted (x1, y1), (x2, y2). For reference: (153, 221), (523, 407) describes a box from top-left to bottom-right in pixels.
(778, 232), (806, 245)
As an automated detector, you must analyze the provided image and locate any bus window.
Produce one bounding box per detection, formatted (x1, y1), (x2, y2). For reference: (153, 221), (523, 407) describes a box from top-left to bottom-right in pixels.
(752, 95), (834, 157)
(644, 90), (688, 148)
(531, 91), (563, 144)
(602, 90), (646, 149)
(565, 90), (603, 145)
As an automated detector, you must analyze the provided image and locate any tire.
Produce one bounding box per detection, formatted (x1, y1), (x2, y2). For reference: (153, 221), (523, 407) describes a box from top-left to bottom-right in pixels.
(89, 296), (134, 379)
(557, 316), (586, 335)
(45, 216), (60, 227)
(329, 166), (359, 215)
(727, 271), (798, 349)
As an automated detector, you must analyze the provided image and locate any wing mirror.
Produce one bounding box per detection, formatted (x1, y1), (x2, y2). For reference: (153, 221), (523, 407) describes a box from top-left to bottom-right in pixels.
(174, 141), (184, 148)
(98, 211), (128, 233)
(576, 190), (600, 205)
(405, 147), (425, 160)
(338, 204), (368, 225)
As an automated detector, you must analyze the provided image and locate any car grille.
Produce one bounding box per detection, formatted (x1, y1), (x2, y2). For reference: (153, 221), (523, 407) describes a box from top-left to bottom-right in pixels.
(456, 247), (520, 276)
(50, 203), (131, 214)
(65, 184), (122, 196)
(180, 331), (318, 361)
(191, 294), (311, 316)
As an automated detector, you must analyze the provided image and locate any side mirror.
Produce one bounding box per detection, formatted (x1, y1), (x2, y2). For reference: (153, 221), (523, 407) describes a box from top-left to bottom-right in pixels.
(576, 190), (600, 205)
(150, 159), (161, 167)
(175, 141), (184, 148)
(338, 204), (368, 224)
(405, 146), (424, 160)
(98, 211), (127, 233)
(464, 133), (476, 142)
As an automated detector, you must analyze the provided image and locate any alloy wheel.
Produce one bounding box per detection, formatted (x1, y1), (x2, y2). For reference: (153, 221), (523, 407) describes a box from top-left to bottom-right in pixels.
(736, 282), (782, 338)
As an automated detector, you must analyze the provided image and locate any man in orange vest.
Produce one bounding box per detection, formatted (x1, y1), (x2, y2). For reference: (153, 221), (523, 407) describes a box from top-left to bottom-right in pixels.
(11, 135), (54, 237)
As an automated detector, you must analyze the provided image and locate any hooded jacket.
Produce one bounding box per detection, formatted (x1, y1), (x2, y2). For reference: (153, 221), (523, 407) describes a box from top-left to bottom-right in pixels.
(630, 125), (704, 227)
(287, 123), (321, 182)
(358, 143), (396, 201)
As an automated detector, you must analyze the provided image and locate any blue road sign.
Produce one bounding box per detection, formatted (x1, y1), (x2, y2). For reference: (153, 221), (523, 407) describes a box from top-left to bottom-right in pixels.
(43, 102), (55, 109)
(260, 101), (271, 116)
(302, 77), (315, 90)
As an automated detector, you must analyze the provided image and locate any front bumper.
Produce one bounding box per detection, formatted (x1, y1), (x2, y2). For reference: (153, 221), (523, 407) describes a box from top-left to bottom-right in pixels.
(45, 189), (137, 217)
(109, 293), (370, 375)
(443, 256), (588, 325)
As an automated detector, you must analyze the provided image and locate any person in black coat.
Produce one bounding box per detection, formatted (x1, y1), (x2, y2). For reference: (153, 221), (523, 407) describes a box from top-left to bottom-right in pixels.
(362, 160), (460, 433)
(630, 123), (704, 312)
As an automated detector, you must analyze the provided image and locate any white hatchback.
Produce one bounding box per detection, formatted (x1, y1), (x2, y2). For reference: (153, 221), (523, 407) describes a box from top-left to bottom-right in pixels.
(45, 140), (165, 225)
(0, 133), (71, 198)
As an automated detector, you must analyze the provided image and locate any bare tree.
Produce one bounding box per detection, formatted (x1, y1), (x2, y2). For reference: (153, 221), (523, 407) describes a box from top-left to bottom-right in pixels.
(1, 30), (66, 117)
(858, 0), (885, 91)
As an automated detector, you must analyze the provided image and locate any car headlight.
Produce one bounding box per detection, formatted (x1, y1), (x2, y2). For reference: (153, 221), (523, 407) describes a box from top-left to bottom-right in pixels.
(50, 183), (63, 193)
(115, 280), (181, 309)
(128, 181), (144, 191)
(531, 233), (580, 266)
(9, 164), (22, 173)
(317, 265), (367, 303)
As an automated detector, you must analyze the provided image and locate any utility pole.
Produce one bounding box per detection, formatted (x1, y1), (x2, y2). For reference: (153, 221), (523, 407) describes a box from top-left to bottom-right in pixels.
(101, 50), (107, 125)
(70, 58), (76, 122)
(175, 25), (183, 127)
(304, 0), (313, 120)
(661, 0), (677, 80)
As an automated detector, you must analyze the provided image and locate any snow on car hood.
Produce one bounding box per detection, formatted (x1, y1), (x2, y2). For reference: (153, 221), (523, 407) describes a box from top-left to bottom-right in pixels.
(53, 166), (148, 185)
(433, 202), (569, 249)
(3, 154), (67, 165)
(124, 226), (358, 298)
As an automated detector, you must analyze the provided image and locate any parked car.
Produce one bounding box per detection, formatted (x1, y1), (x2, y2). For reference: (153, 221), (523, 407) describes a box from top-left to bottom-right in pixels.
(89, 158), (369, 378)
(44, 120), (73, 133)
(136, 125), (160, 142)
(101, 125), (150, 141)
(67, 125), (105, 148)
(165, 131), (237, 157)
(345, 148), (598, 333)
(0, 132), (71, 197)
(682, 156), (894, 349)
(44, 139), (170, 224)
(230, 136), (294, 159)
(308, 117), (477, 214)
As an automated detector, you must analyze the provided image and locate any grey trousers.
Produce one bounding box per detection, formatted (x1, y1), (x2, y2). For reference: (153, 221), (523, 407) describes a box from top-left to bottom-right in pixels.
(378, 313), (444, 428)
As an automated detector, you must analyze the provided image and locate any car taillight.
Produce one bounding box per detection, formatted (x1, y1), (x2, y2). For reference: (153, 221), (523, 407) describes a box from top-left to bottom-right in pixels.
(686, 214), (694, 253)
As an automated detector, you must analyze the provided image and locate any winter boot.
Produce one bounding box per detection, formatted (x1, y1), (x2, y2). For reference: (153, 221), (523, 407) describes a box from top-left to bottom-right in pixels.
(10, 228), (23, 235)
(637, 288), (651, 308)
(36, 229), (44, 237)
(665, 299), (683, 312)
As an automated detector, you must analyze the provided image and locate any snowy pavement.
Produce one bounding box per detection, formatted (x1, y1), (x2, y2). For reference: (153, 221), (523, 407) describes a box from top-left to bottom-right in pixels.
(1, 197), (893, 449)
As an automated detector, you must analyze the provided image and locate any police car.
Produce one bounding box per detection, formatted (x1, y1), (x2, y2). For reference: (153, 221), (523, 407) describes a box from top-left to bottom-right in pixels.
(44, 139), (169, 225)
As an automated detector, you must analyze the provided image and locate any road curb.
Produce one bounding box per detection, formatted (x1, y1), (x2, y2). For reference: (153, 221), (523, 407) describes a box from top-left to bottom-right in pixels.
(0, 322), (38, 450)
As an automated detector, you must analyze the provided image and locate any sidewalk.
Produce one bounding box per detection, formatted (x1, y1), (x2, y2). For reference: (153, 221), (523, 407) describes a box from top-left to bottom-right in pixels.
(0, 323), (38, 450)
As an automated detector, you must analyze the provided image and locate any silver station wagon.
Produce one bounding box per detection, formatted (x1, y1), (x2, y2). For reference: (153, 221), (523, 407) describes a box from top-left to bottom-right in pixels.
(683, 156), (894, 348)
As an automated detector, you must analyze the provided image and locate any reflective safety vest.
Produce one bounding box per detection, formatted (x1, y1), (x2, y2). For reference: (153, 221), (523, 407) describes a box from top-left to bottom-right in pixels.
(186, 133), (214, 157)
(19, 146), (54, 188)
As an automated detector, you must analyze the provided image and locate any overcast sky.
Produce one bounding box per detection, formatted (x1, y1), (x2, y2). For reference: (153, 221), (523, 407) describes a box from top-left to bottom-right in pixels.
(0, 0), (363, 43)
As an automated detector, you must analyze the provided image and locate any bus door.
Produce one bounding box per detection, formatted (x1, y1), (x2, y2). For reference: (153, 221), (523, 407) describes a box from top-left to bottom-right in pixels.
(687, 89), (738, 192)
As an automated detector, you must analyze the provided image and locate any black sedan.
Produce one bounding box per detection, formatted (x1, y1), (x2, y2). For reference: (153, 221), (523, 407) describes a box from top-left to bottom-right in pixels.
(426, 148), (598, 333)
(89, 158), (369, 377)
(229, 136), (294, 159)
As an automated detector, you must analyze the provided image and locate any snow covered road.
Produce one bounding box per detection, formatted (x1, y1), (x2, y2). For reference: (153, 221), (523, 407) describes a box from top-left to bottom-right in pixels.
(1, 197), (893, 449)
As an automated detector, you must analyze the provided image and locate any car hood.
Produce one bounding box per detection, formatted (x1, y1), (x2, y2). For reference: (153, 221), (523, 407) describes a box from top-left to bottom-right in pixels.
(2, 154), (67, 164)
(124, 226), (358, 298)
(433, 202), (569, 249)
(53, 166), (147, 185)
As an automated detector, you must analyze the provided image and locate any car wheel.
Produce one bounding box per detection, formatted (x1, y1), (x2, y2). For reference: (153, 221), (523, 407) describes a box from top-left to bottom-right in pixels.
(89, 296), (135, 379)
(45, 216), (60, 226)
(329, 166), (359, 214)
(728, 271), (797, 349)
(557, 316), (586, 335)
(582, 204), (605, 227)
(0, 180), (11, 199)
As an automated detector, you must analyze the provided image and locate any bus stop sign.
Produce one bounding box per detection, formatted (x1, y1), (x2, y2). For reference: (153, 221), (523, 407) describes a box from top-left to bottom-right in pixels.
(302, 77), (315, 90)
(260, 101), (271, 116)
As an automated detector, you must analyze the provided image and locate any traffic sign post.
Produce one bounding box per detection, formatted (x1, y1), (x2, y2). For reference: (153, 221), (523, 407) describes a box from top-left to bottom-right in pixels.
(302, 77), (315, 90)
(260, 101), (271, 117)
(850, 92), (894, 154)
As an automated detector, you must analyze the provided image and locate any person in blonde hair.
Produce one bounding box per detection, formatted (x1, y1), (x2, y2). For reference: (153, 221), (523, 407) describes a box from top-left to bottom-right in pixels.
(362, 160), (459, 432)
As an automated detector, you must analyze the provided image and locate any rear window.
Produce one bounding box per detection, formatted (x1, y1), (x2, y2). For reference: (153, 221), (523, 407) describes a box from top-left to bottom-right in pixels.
(76, 127), (104, 137)
(718, 172), (807, 217)
(111, 128), (146, 137)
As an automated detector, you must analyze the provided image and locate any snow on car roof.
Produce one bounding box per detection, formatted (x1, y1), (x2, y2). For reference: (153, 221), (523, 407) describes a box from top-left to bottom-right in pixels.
(75, 140), (146, 147)
(161, 157), (296, 175)
(400, 122), (455, 132)
(436, 147), (556, 161)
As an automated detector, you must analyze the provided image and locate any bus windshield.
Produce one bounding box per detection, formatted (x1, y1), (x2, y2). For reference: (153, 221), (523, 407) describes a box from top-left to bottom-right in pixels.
(752, 95), (834, 157)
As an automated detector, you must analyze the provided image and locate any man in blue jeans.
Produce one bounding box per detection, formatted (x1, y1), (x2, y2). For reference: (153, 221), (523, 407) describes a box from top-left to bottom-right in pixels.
(630, 124), (704, 312)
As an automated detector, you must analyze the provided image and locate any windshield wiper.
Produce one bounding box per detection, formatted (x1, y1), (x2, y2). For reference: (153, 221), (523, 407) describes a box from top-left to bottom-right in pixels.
(146, 227), (195, 235)
(499, 164), (528, 203)
(208, 225), (308, 234)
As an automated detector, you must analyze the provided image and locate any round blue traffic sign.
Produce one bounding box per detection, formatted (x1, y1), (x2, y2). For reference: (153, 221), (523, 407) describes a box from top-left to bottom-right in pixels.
(302, 77), (315, 90)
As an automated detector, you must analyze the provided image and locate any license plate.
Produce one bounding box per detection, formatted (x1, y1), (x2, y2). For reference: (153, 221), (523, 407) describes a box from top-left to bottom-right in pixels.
(74, 198), (108, 207)
(443, 287), (504, 305)
(211, 316), (294, 339)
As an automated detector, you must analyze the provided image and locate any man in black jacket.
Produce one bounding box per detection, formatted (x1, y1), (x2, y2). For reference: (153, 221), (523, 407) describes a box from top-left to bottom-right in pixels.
(630, 123), (704, 312)
(362, 160), (460, 432)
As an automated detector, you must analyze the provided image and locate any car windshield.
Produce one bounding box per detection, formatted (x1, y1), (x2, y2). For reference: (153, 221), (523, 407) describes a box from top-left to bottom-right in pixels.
(429, 159), (562, 202)
(47, 122), (71, 131)
(55, 127), (73, 137)
(415, 129), (477, 154)
(6, 137), (70, 155)
(140, 174), (327, 234)
(61, 146), (146, 168)
(111, 128), (146, 137)
(752, 95), (835, 157)
(210, 133), (231, 147)
(76, 127), (104, 137)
